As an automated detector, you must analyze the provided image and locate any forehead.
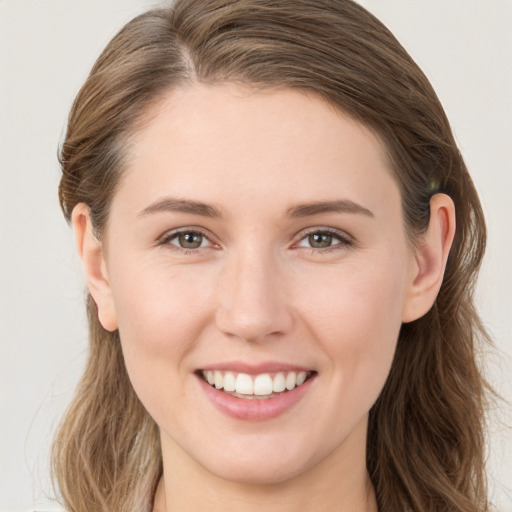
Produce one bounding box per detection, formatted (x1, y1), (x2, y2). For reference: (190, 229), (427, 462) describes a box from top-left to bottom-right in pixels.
(117, 84), (399, 219)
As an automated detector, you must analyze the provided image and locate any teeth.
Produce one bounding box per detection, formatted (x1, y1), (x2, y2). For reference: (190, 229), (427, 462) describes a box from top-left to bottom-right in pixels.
(285, 372), (297, 391)
(202, 370), (311, 396)
(223, 371), (236, 392)
(297, 371), (307, 386)
(273, 372), (286, 393)
(206, 371), (215, 386)
(235, 373), (253, 394)
(254, 374), (273, 395)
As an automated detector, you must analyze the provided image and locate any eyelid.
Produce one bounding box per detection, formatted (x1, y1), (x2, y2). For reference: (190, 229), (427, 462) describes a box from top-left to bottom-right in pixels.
(293, 226), (355, 250)
(158, 226), (219, 250)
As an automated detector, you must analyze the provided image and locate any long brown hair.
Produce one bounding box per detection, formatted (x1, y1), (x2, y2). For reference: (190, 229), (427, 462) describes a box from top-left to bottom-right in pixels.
(53, 1), (492, 511)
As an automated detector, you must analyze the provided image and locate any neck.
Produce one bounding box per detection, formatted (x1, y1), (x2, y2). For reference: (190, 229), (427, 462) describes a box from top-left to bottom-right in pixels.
(154, 474), (377, 512)
(153, 420), (378, 512)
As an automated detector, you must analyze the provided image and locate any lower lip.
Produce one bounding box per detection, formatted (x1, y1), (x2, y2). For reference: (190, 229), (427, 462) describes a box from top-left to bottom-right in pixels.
(197, 374), (315, 421)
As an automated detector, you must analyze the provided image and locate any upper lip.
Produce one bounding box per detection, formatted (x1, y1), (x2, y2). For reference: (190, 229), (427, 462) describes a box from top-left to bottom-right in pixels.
(198, 361), (314, 375)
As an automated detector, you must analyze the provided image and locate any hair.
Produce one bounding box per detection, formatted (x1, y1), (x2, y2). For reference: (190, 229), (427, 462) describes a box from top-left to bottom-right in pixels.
(53, 1), (492, 511)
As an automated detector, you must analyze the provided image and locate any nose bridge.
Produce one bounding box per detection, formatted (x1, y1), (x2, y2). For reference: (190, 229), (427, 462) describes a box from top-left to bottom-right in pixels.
(215, 243), (292, 342)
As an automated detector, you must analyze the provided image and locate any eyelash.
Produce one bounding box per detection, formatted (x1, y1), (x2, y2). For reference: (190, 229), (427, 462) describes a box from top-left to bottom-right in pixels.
(295, 228), (354, 254)
(159, 227), (354, 254)
(159, 228), (216, 255)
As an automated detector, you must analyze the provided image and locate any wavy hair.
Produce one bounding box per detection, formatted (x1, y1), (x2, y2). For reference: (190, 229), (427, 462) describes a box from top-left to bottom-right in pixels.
(53, 1), (492, 511)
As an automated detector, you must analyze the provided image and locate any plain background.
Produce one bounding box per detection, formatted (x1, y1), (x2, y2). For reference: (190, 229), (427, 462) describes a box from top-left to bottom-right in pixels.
(0, 1), (510, 511)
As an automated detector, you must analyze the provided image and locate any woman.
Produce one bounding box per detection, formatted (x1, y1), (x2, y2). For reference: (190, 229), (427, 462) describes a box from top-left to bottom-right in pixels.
(52, 1), (492, 511)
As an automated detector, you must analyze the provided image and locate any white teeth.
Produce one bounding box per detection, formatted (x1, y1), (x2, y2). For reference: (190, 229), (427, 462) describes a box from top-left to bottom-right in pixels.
(223, 371), (236, 392)
(214, 370), (223, 389)
(285, 371), (297, 391)
(272, 372), (286, 393)
(201, 369), (311, 396)
(235, 373), (254, 395)
(296, 371), (307, 386)
(254, 374), (273, 395)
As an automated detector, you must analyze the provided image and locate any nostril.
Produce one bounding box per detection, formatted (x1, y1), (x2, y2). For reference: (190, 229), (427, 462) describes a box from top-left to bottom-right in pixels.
(214, 307), (294, 343)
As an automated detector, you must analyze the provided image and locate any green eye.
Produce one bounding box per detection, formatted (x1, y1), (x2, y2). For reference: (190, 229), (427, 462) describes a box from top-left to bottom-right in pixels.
(296, 229), (352, 251)
(177, 232), (204, 249)
(160, 228), (217, 253)
(308, 233), (334, 248)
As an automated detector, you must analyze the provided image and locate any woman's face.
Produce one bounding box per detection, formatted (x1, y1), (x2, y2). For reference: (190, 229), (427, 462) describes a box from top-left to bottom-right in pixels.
(98, 85), (419, 484)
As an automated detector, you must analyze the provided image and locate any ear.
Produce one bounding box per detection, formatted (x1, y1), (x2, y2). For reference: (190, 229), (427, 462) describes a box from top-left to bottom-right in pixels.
(71, 203), (118, 331)
(402, 193), (456, 323)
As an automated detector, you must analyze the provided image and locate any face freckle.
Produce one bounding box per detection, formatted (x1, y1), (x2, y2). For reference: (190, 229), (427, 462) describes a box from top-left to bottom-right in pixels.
(101, 83), (416, 486)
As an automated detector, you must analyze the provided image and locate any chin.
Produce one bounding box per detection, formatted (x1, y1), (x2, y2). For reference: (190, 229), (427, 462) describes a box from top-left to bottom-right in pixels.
(206, 457), (312, 486)
(193, 436), (328, 487)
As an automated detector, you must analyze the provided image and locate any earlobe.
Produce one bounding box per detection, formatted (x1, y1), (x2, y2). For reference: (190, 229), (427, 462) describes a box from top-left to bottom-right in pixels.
(402, 193), (456, 323)
(71, 203), (118, 332)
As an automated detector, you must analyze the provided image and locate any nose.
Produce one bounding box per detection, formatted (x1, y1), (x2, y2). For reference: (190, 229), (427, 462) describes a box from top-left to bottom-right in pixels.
(215, 247), (294, 343)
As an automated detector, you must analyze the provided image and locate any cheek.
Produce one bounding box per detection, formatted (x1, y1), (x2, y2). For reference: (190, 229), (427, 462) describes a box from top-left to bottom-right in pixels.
(108, 259), (216, 397)
(296, 251), (408, 393)
(112, 257), (211, 337)
(109, 265), (222, 433)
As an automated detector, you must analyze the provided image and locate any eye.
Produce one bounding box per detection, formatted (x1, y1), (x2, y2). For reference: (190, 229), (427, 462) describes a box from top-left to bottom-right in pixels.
(306, 232), (335, 249)
(296, 229), (352, 251)
(162, 230), (212, 250)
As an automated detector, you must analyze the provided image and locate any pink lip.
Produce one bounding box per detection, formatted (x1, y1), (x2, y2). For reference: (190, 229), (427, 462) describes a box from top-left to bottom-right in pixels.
(199, 361), (313, 375)
(196, 372), (316, 422)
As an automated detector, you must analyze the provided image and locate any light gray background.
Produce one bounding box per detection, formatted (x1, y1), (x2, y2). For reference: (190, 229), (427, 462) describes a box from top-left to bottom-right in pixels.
(1, 1), (510, 511)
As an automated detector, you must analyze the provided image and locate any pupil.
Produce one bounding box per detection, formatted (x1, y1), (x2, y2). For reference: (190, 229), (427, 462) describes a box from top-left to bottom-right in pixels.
(309, 233), (332, 248)
(179, 232), (202, 249)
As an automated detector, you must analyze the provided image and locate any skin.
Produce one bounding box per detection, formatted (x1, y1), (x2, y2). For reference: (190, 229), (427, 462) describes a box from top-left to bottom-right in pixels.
(73, 84), (455, 512)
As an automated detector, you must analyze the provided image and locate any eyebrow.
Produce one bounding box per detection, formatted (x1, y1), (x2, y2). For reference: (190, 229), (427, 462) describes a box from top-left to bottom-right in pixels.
(138, 197), (373, 219)
(286, 200), (374, 218)
(138, 197), (222, 218)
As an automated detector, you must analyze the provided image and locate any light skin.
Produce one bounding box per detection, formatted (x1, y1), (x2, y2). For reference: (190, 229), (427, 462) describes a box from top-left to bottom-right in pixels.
(73, 85), (455, 511)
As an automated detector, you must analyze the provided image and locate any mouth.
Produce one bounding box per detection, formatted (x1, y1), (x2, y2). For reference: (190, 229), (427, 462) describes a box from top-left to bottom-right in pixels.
(197, 370), (316, 400)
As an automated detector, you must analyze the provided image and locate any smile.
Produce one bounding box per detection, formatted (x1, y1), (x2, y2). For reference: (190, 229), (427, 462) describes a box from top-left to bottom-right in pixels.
(200, 370), (313, 399)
